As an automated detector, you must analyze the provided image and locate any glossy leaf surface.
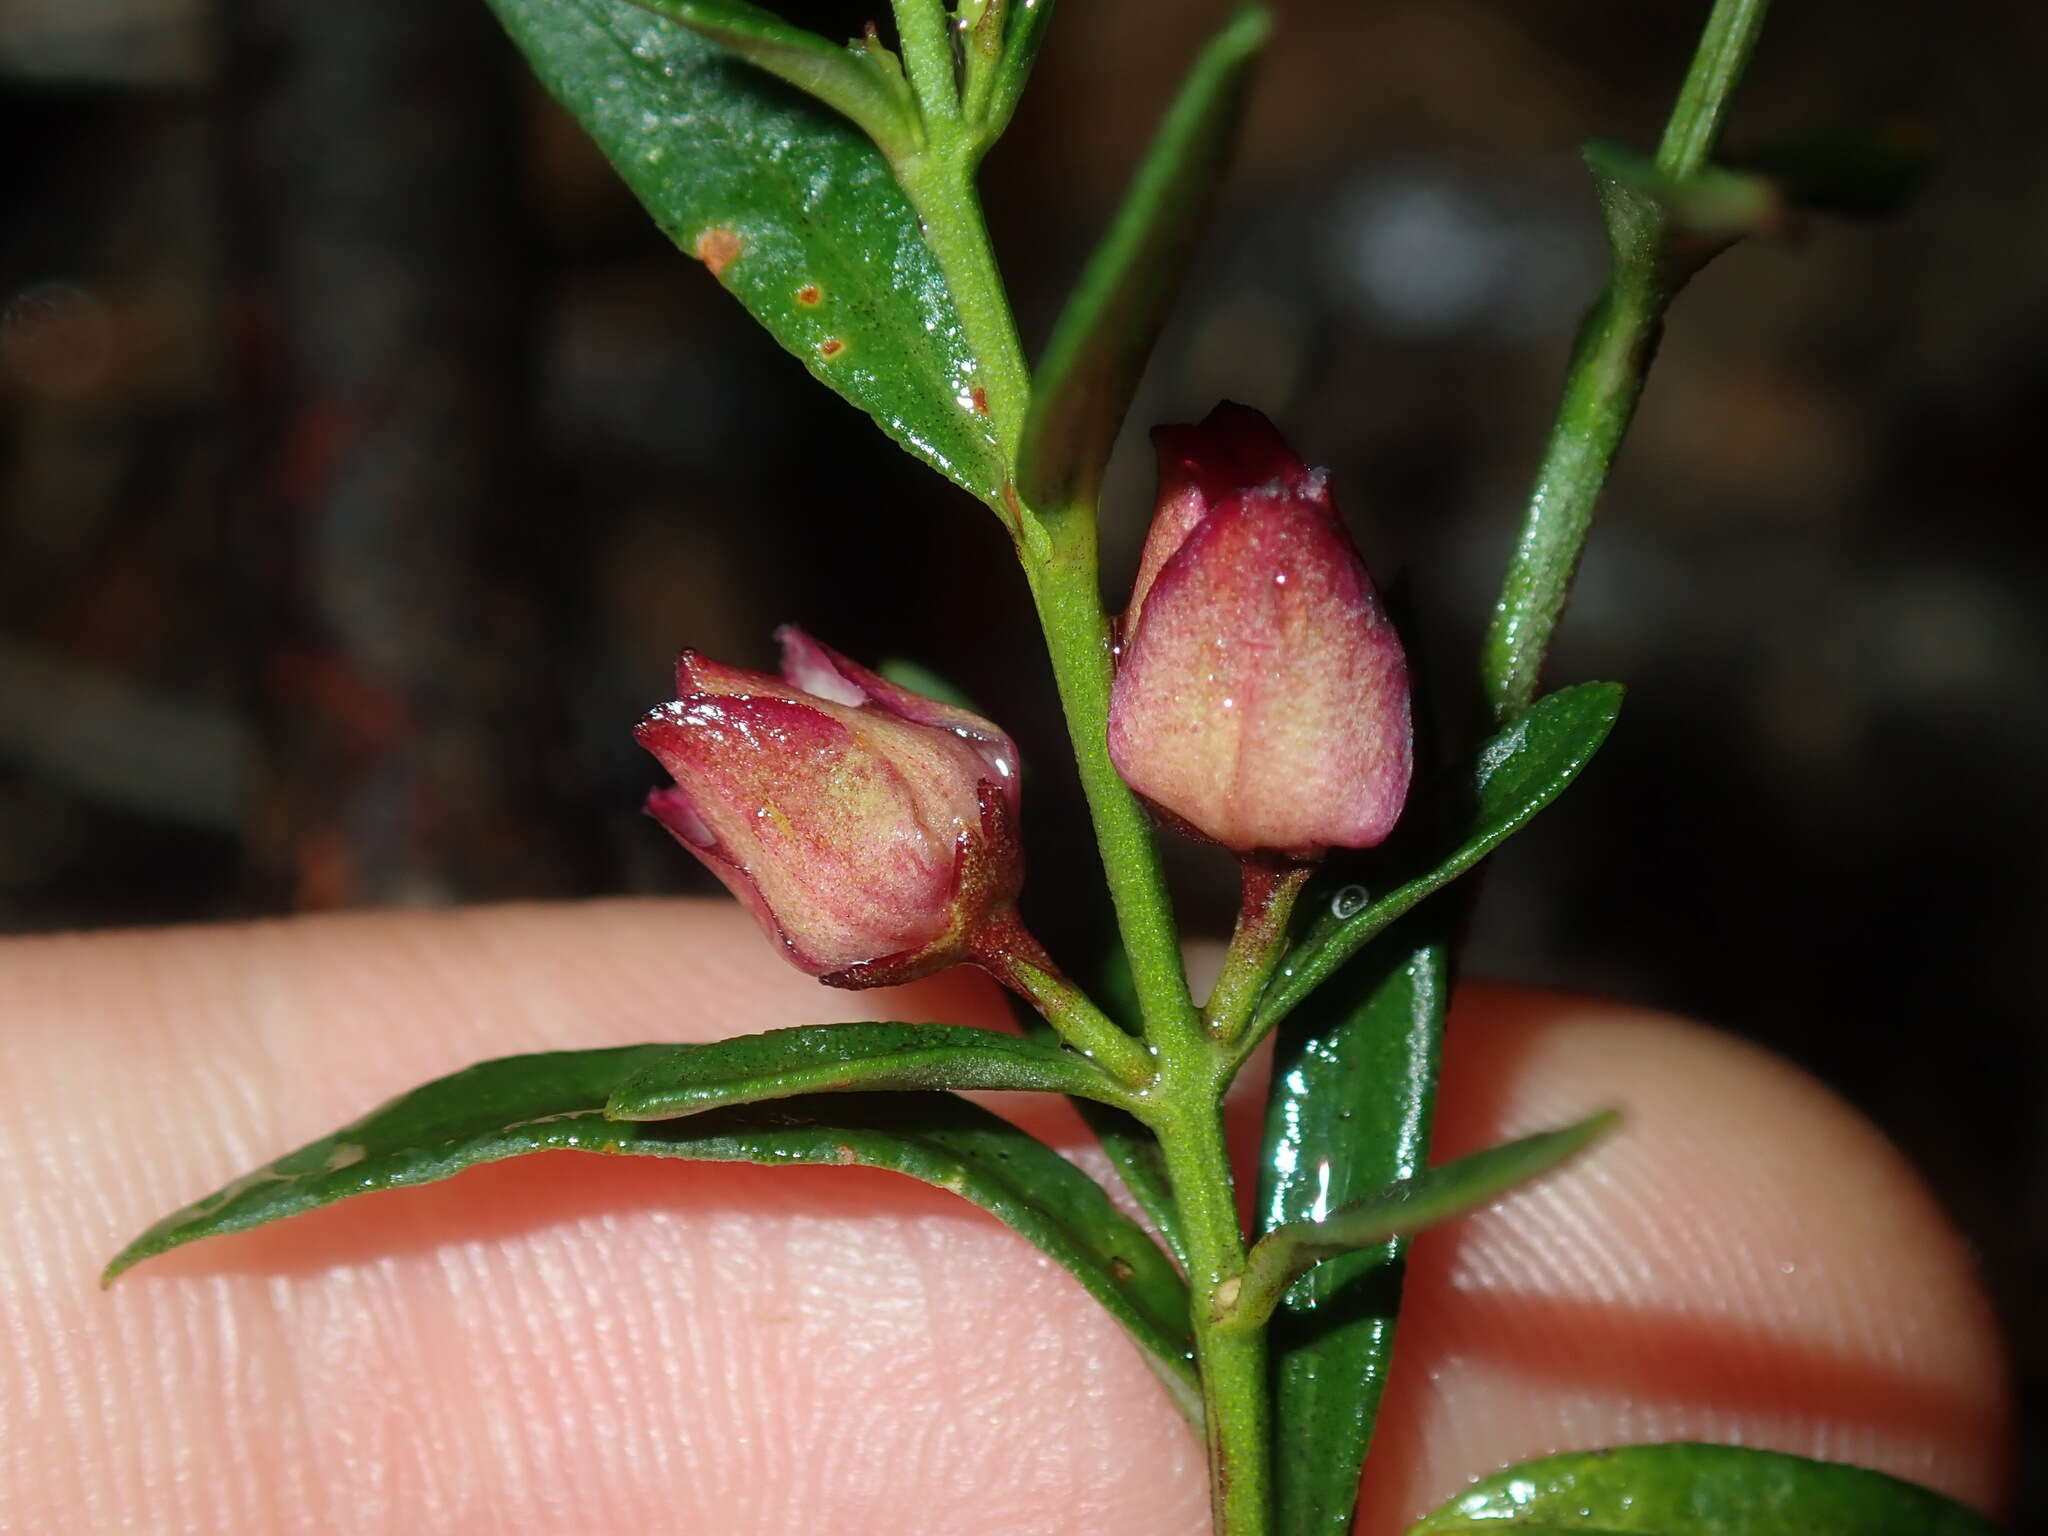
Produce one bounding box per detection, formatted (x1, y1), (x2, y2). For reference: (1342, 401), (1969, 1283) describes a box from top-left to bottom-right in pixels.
(1231, 1111), (1613, 1331)
(484, 0), (1004, 498)
(1259, 926), (1448, 1533)
(604, 1021), (1125, 1119)
(631, 0), (917, 156)
(1407, 1443), (2002, 1534)
(1256, 681), (1622, 1032)
(1016, 6), (1269, 513)
(105, 1050), (1194, 1400)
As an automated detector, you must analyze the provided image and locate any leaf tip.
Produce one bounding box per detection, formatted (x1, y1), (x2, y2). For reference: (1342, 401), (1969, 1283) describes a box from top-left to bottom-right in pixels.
(1570, 1105), (1624, 1151)
(1226, 4), (1275, 50)
(100, 1243), (148, 1289)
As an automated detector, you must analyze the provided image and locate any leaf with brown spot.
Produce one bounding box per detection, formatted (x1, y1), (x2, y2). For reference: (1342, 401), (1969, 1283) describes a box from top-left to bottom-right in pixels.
(695, 226), (744, 276)
(484, 0), (1006, 500)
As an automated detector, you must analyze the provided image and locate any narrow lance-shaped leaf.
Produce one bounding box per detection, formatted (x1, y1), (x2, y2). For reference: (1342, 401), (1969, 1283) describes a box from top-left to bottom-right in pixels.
(1224, 1111), (1615, 1331)
(1066, 949), (1192, 1268)
(1071, 1101), (1191, 1272)
(1731, 126), (1930, 220)
(630, 0), (919, 158)
(1004, 973), (1192, 1272)
(972, 0), (1060, 153)
(104, 1051), (1196, 1414)
(1015, 5), (1271, 514)
(1259, 926), (1448, 1535)
(604, 1021), (1132, 1120)
(1406, 1443), (2003, 1535)
(1255, 681), (1622, 1035)
(483, 0), (1006, 499)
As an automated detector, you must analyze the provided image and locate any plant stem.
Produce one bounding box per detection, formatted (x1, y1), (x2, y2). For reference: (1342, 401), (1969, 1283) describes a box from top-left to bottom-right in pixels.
(1021, 539), (1204, 1047)
(1656, 0), (1774, 180)
(1154, 1069), (1270, 1534)
(971, 909), (1156, 1086)
(891, 113), (1198, 1050)
(889, 82), (1229, 1523)
(1479, 0), (1772, 722)
(894, 153), (1034, 464)
(1205, 859), (1310, 1045)
(889, 0), (960, 126)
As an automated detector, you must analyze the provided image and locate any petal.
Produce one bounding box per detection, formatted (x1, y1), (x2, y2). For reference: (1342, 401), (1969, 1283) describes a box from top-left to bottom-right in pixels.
(1109, 494), (1410, 854)
(772, 626), (870, 708)
(775, 627), (1021, 813)
(673, 649), (804, 705)
(639, 695), (957, 974)
(1132, 402), (1332, 625)
(645, 784), (715, 848)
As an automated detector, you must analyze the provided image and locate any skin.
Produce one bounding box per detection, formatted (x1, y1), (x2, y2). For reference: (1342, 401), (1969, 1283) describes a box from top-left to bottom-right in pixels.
(0, 898), (2012, 1534)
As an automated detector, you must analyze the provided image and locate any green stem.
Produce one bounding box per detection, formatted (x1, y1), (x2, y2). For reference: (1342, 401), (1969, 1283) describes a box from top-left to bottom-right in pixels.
(972, 910), (1156, 1086)
(1153, 1068), (1269, 1535)
(894, 152), (1034, 479)
(1477, 284), (1659, 723)
(1205, 859), (1309, 1046)
(1656, 0), (1774, 179)
(887, 110), (1197, 1051)
(1479, 0), (1772, 723)
(885, 72), (1228, 1521)
(1021, 540), (1203, 1048)
(889, 0), (960, 126)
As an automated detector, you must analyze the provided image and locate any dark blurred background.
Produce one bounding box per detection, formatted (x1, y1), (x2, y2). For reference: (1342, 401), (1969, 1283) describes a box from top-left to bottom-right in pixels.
(3, 0), (2041, 1511)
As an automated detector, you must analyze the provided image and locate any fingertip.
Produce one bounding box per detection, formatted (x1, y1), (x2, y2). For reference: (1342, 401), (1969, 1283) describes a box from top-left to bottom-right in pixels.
(1355, 985), (2011, 1531)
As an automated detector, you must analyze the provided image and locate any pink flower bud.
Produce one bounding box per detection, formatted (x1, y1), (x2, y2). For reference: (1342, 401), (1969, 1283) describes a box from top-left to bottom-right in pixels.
(635, 627), (1022, 988)
(1107, 402), (1412, 858)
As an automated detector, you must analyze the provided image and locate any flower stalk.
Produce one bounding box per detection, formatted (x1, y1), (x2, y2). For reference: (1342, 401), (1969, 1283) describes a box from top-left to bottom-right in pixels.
(969, 909), (1156, 1087)
(1205, 859), (1311, 1046)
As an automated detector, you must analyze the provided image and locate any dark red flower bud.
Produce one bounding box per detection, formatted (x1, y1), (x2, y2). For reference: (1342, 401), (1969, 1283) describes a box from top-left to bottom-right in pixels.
(1108, 403), (1412, 857)
(636, 628), (1021, 987)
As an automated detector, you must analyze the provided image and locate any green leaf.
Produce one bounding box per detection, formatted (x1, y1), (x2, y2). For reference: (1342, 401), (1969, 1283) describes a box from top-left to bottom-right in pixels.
(1021, 952), (1191, 1269)
(103, 1051), (1195, 1407)
(631, 0), (918, 158)
(877, 657), (979, 710)
(484, 0), (1006, 499)
(1255, 681), (1623, 1034)
(1228, 1112), (1614, 1331)
(1015, 5), (1270, 514)
(1406, 1443), (2003, 1534)
(1583, 139), (1780, 237)
(1009, 969), (1192, 1272)
(1073, 1101), (1192, 1271)
(1731, 127), (1930, 220)
(604, 1021), (1128, 1119)
(972, 0), (1060, 151)
(1258, 925), (1448, 1534)
(1583, 143), (1757, 299)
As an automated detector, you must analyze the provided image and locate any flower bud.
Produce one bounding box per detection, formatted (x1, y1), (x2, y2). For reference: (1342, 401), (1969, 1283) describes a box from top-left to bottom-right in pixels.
(1107, 402), (1412, 858)
(635, 627), (1022, 987)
